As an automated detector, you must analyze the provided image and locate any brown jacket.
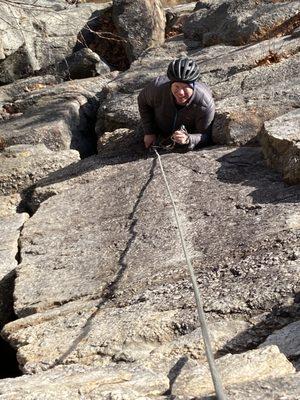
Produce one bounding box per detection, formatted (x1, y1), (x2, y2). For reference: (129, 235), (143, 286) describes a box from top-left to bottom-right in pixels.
(138, 76), (215, 148)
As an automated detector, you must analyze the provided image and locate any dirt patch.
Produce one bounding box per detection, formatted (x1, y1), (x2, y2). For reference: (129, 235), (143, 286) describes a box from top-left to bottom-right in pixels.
(255, 50), (289, 66)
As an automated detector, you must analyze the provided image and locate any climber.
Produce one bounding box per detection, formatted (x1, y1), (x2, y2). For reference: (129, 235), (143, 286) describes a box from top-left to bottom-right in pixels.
(138, 57), (215, 151)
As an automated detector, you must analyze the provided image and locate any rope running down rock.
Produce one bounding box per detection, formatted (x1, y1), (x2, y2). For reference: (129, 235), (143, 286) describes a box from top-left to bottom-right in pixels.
(153, 148), (226, 400)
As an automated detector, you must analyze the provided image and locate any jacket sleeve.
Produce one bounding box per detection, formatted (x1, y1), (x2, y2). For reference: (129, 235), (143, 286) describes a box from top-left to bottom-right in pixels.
(137, 80), (159, 135)
(188, 97), (215, 150)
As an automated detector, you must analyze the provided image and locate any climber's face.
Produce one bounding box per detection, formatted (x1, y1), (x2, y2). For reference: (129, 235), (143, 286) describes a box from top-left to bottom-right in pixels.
(171, 82), (193, 105)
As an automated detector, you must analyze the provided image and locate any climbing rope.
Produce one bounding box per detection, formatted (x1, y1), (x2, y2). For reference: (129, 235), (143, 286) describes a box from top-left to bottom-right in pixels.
(153, 148), (227, 400)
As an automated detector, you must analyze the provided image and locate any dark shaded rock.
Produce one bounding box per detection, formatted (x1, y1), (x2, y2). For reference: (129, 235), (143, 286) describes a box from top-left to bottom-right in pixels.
(75, 6), (130, 72)
(0, 213), (28, 328)
(292, 27), (300, 38)
(113, 0), (166, 62)
(194, 0), (222, 11)
(165, 2), (196, 39)
(57, 48), (110, 80)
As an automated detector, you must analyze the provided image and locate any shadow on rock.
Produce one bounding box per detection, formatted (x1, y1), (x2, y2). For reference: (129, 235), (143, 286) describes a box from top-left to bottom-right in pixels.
(166, 355), (188, 396)
(216, 146), (300, 204)
(215, 292), (300, 366)
(48, 157), (157, 369)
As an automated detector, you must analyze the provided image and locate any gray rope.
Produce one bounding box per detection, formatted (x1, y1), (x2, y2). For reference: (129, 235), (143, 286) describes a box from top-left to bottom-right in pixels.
(153, 148), (226, 400)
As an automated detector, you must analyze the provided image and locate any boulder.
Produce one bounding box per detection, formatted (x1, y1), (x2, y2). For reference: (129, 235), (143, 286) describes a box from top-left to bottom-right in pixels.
(0, 1), (111, 83)
(0, 363), (169, 399)
(172, 345), (295, 397)
(260, 321), (300, 359)
(112, 0), (166, 62)
(223, 372), (300, 400)
(212, 79), (300, 146)
(2, 300), (249, 374)
(0, 144), (80, 196)
(183, 0), (300, 46)
(0, 213), (28, 327)
(0, 95), (85, 152)
(95, 92), (140, 135)
(169, 373), (300, 398)
(260, 109), (300, 184)
(147, 320), (250, 366)
(2, 301), (194, 373)
(0, 74), (114, 157)
(56, 48), (110, 80)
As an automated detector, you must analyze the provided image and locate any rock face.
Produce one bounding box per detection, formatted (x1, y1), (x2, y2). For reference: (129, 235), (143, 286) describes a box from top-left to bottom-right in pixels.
(0, 94), (84, 152)
(0, 1), (111, 83)
(183, 0), (300, 46)
(95, 92), (140, 135)
(0, 146), (298, 383)
(260, 109), (300, 184)
(11, 148), (300, 319)
(113, 0), (166, 62)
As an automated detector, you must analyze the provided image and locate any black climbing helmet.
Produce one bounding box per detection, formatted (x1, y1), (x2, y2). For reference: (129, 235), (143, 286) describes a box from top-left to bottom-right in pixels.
(167, 58), (200, 83)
